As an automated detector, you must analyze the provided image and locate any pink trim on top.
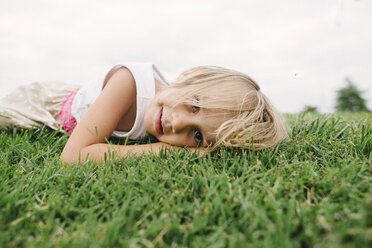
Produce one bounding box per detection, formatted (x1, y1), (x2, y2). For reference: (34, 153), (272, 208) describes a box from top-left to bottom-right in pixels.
(59, 88), (80, 133)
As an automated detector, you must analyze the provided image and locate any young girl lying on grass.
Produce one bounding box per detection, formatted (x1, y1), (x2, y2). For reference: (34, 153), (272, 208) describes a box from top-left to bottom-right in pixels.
(0, 63), (287, 163)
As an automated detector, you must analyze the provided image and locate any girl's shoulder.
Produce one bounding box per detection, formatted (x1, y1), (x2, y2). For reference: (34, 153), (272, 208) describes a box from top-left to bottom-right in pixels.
(104, 62), (169, 93)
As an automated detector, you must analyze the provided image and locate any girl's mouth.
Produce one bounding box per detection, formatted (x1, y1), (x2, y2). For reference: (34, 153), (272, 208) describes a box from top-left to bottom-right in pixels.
(155, 107), (164, 134)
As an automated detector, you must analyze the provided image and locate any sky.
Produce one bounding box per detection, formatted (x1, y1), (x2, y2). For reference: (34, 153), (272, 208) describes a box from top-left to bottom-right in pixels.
(0, 0), (371, 113)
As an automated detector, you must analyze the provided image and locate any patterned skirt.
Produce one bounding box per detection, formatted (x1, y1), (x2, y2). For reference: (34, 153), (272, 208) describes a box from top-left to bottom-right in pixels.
(0, 81), (80, 132)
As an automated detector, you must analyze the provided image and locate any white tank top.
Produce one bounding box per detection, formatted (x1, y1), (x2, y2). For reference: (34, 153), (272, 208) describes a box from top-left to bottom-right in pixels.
(71, 62), (168, 139)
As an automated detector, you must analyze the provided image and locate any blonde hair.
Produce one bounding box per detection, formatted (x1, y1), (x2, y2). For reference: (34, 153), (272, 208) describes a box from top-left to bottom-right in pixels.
(171, 65), (288, 151)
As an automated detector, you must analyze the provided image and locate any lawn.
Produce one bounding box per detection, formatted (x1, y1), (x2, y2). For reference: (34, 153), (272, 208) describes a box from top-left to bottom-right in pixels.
(0, 112), (371, 247)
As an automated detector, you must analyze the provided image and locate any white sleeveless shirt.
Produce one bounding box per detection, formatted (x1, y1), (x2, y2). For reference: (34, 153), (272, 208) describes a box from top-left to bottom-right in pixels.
(71, 62), (168, 139)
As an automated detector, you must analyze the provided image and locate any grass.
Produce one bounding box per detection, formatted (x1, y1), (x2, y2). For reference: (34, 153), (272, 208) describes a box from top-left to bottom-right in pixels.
(0, 112), (371, 248)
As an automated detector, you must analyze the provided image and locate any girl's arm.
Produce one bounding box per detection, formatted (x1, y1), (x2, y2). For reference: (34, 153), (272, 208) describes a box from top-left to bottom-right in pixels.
(78, 142), (173, 162)
(60, 68), (173, 164)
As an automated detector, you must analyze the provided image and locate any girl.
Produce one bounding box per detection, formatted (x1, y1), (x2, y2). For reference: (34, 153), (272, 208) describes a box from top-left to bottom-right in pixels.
(0, 63), (287, 163)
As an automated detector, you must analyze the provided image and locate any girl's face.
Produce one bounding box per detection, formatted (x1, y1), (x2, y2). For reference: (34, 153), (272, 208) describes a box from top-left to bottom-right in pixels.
(144, 86), (225, 147)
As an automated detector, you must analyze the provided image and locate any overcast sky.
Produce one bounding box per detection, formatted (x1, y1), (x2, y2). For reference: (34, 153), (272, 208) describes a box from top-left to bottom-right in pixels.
(0, 0), (371, 113)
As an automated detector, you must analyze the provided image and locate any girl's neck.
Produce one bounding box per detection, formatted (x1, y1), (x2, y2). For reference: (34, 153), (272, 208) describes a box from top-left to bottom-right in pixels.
(155, 78), (166, 94)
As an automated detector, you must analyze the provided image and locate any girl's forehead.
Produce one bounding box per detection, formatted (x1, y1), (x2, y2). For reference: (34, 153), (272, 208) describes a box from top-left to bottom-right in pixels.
(162, 86), (237, 113)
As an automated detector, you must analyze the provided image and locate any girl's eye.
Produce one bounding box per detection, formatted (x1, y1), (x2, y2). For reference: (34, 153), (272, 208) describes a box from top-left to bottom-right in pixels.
(192, 105), (200, 113)
(191, 97), (200, 113)
(194, 130), (203, 144)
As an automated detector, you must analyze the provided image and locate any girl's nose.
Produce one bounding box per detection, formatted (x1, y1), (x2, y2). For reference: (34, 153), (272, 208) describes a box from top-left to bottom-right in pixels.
(171, 111), (190, 133)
